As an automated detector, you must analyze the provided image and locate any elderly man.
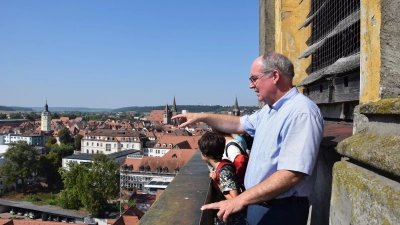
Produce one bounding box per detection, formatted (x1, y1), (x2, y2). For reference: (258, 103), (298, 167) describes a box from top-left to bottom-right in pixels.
(172, 52), (324, 225)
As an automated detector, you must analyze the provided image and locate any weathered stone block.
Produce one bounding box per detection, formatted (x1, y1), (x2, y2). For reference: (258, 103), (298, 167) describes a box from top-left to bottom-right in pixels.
(330, 161), (400, 225)
(336, 131), (400, 176)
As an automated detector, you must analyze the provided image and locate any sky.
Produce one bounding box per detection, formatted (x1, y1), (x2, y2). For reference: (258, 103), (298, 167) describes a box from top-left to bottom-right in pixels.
(0, 0), (259, 109)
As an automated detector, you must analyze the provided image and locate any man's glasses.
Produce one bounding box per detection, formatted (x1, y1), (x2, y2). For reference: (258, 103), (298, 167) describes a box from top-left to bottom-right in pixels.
(249, 73), (266, 84)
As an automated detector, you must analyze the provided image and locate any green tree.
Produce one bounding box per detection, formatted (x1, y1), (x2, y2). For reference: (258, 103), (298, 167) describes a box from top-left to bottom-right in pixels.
(0, 142), (38, 193)
(46, 136), (58, 146)
(51, 144), (75, 159)
(59, 161), (87, 209)
(58, 127), (72, 145)
(0, 113), (7, 119)
(74, 134), (83, 151)
(9, 113), (23, 119)
(37, 152), (62, 189)
(58, 154), (120, 217)
(52, 112), (60, 119)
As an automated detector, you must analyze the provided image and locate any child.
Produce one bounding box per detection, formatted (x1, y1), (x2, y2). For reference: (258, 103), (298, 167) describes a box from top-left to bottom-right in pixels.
(198, 132), (245, 225)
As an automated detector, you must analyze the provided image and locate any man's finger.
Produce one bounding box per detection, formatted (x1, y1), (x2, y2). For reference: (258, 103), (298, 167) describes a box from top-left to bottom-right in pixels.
(200, 202), (220, 210)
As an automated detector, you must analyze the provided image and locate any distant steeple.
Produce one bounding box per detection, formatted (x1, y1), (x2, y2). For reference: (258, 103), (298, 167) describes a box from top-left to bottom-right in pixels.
(44, 99), (49, 112)
(164, 104), (170, 112)
(172, 96), (177, 113)
(163, 104), (171, 124)
(233, 97), (240, 116)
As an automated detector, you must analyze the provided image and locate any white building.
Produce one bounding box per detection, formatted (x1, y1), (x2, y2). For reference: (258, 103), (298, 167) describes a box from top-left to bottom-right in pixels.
(81, 129), (144, 155)
(3, 133), (46, 146)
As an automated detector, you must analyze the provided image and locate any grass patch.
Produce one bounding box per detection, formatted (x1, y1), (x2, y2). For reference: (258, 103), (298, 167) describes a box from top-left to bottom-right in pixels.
(24, 194), (41, 202)
(5, 191), (61, 206)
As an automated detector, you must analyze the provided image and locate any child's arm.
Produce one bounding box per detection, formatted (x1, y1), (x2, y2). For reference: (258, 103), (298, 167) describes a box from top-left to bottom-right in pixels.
(223, 189), (239, 199)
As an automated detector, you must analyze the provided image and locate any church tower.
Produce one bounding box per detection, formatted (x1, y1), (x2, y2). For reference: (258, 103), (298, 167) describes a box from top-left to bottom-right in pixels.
(163, 104), (171, 124)
(171, 96), (178, 125)
(41, 100), (51, 132)
(233, 97), (240, 116)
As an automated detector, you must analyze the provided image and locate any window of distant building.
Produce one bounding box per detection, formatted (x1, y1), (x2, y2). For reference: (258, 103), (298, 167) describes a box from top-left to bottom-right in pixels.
(97, 143), (99, 146)
(121, 144), (123, 148)
(97, 150), (99, 154)
(87, 150), (89, 153)
(114, 144), (116, 148)
(100, 143), (102, 147)
(92, 150), (94, 154)
(92, 142), (94, 146)
(87, 142), (89, 146)
(106, 144), (111, 151)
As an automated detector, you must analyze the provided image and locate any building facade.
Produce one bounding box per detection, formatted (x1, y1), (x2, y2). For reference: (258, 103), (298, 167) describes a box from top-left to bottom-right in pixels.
(81, 129), (144, 154)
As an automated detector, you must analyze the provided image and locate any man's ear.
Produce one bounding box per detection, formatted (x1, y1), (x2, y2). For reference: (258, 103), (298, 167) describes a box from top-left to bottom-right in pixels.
(272, 70), (280, 84)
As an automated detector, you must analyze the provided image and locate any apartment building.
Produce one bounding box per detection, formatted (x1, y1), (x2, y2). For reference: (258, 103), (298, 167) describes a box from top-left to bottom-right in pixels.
(81, 129), (144, 154)
(120, 149), (196, 193)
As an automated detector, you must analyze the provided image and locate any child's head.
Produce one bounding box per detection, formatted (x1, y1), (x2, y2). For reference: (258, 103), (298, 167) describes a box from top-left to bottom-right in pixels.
(198, 132), (226, 161)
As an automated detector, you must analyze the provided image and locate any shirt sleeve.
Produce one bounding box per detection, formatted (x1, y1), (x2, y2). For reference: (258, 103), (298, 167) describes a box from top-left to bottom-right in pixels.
(277, 113), (324, 176)
(240, 109), (262, 137)
(219, 165), (240, 193)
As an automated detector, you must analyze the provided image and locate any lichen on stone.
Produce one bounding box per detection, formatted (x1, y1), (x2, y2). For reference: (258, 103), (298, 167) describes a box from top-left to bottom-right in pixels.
(358, 98), (400, 114)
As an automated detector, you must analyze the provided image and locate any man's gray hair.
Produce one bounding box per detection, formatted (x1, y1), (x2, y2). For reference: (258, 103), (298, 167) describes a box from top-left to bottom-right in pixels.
(261, 52), (294, 79)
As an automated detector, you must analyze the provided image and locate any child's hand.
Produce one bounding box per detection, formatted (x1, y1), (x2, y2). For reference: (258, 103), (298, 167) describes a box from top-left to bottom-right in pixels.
(209, 171), (217, 180)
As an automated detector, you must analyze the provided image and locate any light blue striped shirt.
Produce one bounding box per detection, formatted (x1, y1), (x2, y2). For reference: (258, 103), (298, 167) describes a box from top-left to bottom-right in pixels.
(240, 87), (324, 198)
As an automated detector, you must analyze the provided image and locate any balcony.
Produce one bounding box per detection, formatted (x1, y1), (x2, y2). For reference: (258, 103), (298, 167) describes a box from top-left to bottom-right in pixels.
(137, 150), (215, 225)
(137, 121), (354, 225)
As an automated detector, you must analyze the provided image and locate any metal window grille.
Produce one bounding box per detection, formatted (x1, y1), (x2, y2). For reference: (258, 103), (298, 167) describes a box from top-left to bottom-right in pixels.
(298, 0), (361, 86)
(310, 0), (360, 73)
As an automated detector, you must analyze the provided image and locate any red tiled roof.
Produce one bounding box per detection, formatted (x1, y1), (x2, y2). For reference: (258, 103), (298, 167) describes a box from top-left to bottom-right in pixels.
(147, 110), (164, 123)
(120, 149), (196, 173)
(155, 135), (201, 149)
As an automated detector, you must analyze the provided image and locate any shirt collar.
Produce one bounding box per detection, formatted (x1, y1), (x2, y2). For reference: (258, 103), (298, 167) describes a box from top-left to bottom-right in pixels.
(269, 87), (299, 110)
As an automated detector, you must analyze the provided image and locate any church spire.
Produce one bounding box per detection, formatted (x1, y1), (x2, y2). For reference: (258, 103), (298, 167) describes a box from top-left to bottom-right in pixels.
(172, 96), (177, 113)
(233, 97), (240, 116)
(44, 99), (49, 112)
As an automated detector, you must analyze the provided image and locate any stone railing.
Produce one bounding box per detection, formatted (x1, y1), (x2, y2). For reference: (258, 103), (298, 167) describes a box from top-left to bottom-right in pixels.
(137, 150), (216, 225)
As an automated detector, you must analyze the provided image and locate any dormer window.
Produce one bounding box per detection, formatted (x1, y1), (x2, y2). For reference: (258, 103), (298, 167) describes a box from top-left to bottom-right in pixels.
(145, 166), (151, 172)
(162, 144), (166, 147)
(172, 154), (177, 158)
(156, 144), (160, 147)
(129, 165), (133, 171)
(123, 164), (128, 171)
(175, 167), (180, 173)
(163, 166), (169, 173)
(157, 166), (162, 173)
(139, 165), (144, 172)
(169, 144), (173, 148)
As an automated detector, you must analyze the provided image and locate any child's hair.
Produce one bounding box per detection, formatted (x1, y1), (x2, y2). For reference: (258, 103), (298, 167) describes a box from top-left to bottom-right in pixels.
(198, 132), (226, 160)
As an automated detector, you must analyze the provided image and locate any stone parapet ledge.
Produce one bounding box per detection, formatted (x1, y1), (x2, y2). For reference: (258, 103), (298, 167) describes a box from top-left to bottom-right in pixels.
(330, 161), (400, 224)
(358, 98), (400, 114)
(336, 131), (400, 176)
(137, 150), (214, 225)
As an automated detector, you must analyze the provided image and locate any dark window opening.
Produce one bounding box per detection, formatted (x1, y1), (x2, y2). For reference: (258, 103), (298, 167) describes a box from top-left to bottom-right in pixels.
(344, 76), (349, 87)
